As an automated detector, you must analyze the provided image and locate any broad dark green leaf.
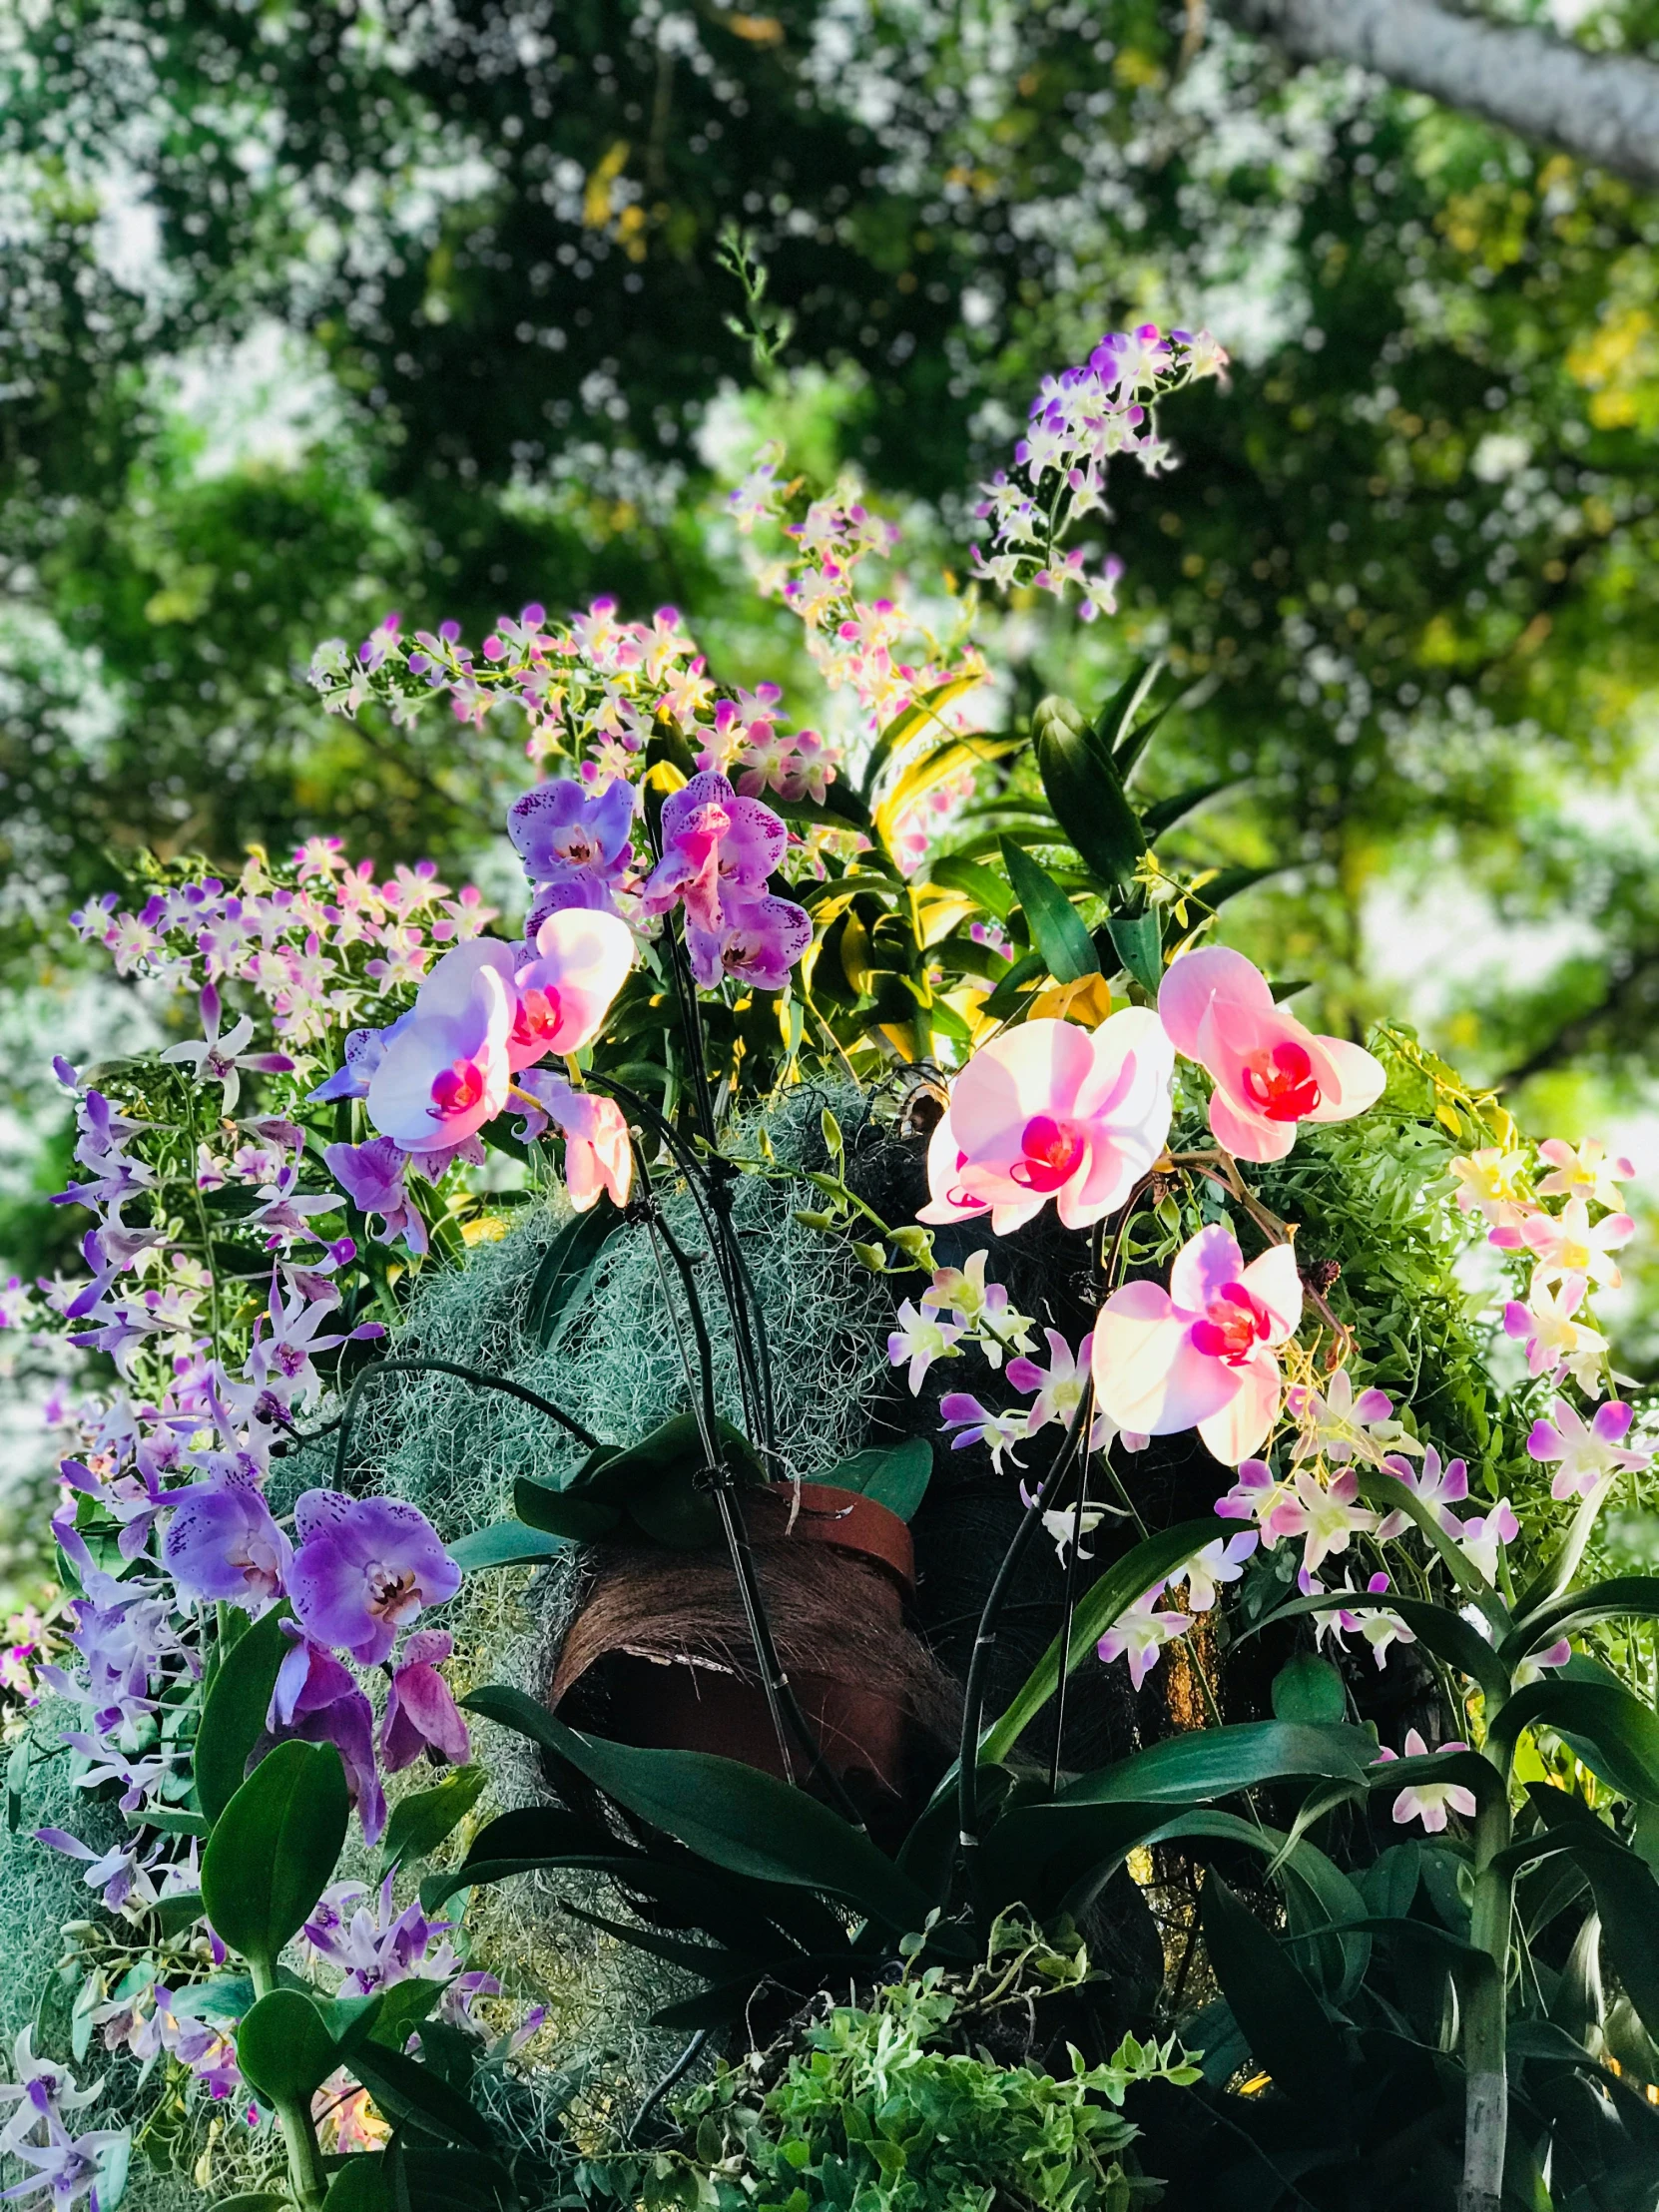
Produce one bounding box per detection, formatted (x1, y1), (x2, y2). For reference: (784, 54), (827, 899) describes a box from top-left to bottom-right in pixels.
(1057, 1720), (1377, 1808)
(816, 1437), (932, 1522)
(382, 2142), (518, 2212)
(1032, 708), (1145, 893)
(197, 1604), (289, 1827)
(977, 948), (1045, 1020)
(927, 853), (1014, 921)
(1137, 777), (1236, 840)
(651, 1973), (780, 2032)
(236, 1988), (337, 2105)
(1492, 1680), (1659, 1805)
(1201, 1873), (1347, 2110)
(1097, 661), (1164, 761)
(981, 1518), (1220, 1763)
(380, 1765), (489, 1876)
(558, 1893), (762, 1977)
(1271, 1655), (1347, 1726)
(1529, 1789), (1659, 2040)
(446, 1520), (569, 1572)
(155, 1891), (205, 1936)
(525, 1204), (618, 1349)
(321, 2157), (393, 2212)
(511, 1478), (622, 1543)
(167, 1973), (258, 2022)
(461, 1685), (933, 1933)
(1359, 1844), (1420, 1921)
(201, 1741), (349, 1972)
(999, 837), (1099, 983)
(348, 2042), (494, 2153)
(1105, 910), (1161, 995)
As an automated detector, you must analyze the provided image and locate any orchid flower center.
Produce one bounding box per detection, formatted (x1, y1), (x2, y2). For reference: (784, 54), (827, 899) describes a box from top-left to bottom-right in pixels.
(511, 984), (563, 1049)
(1010, 1113), (1086, 1192)
(558, 830), (600, 864)
(428, 1056), (485, 1120)
(1190, 1284), (1271, 1365)
(1240, 1039), (1322, 1121)
(678, 802), (729, 872)
(364, 1561), (422, 1624)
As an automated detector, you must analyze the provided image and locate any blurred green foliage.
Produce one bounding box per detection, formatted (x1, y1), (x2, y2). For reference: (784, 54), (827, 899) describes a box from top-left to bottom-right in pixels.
(7, 4), (1659, 1118)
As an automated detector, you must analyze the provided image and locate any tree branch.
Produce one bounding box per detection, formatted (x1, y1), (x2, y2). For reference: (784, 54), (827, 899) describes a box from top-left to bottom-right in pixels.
(1224, 0), (1659, 189)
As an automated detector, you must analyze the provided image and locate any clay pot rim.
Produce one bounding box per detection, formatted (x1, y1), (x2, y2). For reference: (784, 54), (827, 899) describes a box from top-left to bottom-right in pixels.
(751, 1479), (915, 1595)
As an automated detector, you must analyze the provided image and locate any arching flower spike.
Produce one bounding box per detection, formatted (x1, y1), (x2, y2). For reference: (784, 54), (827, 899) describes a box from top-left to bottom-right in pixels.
(1158, 946), (1383, 1163)
(919, 1010), (1174, 1235)
(1091, 1221), (1303, 1464)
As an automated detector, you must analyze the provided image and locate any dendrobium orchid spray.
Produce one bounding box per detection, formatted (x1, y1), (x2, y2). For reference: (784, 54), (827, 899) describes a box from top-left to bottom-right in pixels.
(5, 300), (1656, 2212)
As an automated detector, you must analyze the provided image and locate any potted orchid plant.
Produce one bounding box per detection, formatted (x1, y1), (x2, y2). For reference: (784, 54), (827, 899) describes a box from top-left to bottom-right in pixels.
(3, 305), (1657, 2212)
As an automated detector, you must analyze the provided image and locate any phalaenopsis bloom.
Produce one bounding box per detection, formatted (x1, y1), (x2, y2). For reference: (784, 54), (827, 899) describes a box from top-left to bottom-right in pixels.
(1158, 946), (1384, 1163)
(1092, 1222), (1303, 1463)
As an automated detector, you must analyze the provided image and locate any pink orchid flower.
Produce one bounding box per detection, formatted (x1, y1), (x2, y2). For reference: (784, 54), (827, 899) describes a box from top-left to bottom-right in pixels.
(504, 908), (635, 1069)
(1157, 946), (1384, 1163)
(639, 768), (786, 934)
(366, 946), (511, 1150)
(1527, 1396), (1650, 1499)
(514, 1071), (633, 1211)
(380, 1630), (471, 1772)
(918, 1010), (1174, 1235)
(1493, 1195), (1635, 1294)
(1097, 1585), (1193, 1689)
(1092, 1222), (1303, 1464)
(1386, 1728), (1477, 1833)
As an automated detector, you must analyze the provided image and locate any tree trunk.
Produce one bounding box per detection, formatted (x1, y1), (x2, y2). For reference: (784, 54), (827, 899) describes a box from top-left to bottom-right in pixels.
(1224, 0), (1659, 189)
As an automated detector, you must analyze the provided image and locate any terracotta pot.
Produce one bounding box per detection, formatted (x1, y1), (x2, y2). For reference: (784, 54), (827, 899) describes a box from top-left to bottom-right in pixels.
(548, 1482), (955, 1818)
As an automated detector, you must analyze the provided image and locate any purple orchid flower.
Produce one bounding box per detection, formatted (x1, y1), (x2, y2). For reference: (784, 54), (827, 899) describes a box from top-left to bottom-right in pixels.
(158, 984), (293, 1113)
(639, 770), (787, 935)
(268, 1625), (386, 1843)
(321, 1136), (429, 1256)
(307, 1013), (415, 1104)
(380, 1630), (471, 1771)
(507, 777), (636, 912)
(686, 889), (813, 991)
(288, 1490), (461, 1666)
(161, 1478), (292, 1613)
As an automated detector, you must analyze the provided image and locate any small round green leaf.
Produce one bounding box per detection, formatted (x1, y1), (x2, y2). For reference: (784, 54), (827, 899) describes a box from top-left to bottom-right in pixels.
(1272, 1654), (1348, 1727)
(236, 1988), (338, 2106)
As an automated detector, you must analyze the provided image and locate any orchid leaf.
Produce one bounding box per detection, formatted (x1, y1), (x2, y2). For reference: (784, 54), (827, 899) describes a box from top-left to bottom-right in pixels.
(447, 1520), (569, 1571)
(999, 836), (1099, 983)
(1493, 1679), (1659, 1805)
(1105, 910), (1162, 994)
(1137, 776), (1236, 840)
(201, 1740), (348, 1974)
(1503, 1576), (1659, 1663)
(511, 1479), (622, 1543)
(1529, 1788), (1659, 2038)
(379, 1763), (489, 1876)
(236, 1987), (337, 2106)
(981, 1518), (1219, 1763)
(320, 2159), (393, 2212)
(1201, 1873), (1347, 2111)
(927, 853), (1014, 921)
(461, 1685), (932, 1932)
(346, 2042), (494, 2152)
(820, 1436), (932, 1521)
(1031, 705), (1145, 893)
(1056, 1720), (1376, 1807)
(526, 1203), (619, 1350)
(196, 1603), (289, 1827)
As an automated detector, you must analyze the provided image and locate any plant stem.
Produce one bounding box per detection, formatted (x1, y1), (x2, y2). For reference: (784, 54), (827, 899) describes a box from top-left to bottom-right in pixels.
(1047, 1442), (1091, 1797)
(1459, 1732), (1515, 2211)
(249, 1957), (328, 2212)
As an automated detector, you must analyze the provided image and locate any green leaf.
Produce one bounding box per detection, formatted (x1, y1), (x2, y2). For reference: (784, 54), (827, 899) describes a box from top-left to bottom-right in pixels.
(1100, 662), (1166, 769)
(980, 1519), (1223, 1764)
(999, 837), (1099, 984)
(1252, 1588), (1511, 1701)
(525, 1205), (619, 1350)
(927, 854), (1013, 922)
(215, 2197), (293, 2212)
(1271, 1655), (1347, 1727)
(380, 1765), (489, 1877)
(446, 1520), (569, 1572)
(1201, 1873), (1347, 2110)
(1529, 1789), (1659, 2039)
(1105, 910), (1162, 995)
(196, 1605), (289, 1827)
(346, 2042), (495, 2152)
(321, 2158), (393, 2212)
(461, 1685), (933, 1934)
(819, 1437), (932, 1522)
(1493, 1680), (1659, 1805)
(859, 676), (989, 803)
(1504, 1577), (1659, 1665)
(1137, 777), (1236, 840)
(977, 949), (1045, 1020)
(155, 1891), (205, 1937)
(511, 1478), (623, 1543)
(236, 1988), (338, 2105)
(1031, 705), (1145, 893)
(1057, 1720), (1377, 1808)
(201, 1741), (349, 1973)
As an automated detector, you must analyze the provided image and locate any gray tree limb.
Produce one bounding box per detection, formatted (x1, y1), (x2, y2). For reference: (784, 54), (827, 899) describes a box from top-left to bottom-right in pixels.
(1223, 0), (1659, 189)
